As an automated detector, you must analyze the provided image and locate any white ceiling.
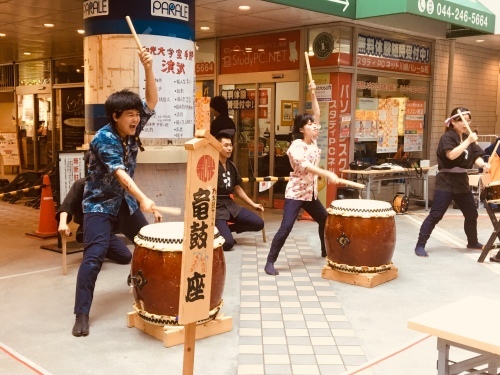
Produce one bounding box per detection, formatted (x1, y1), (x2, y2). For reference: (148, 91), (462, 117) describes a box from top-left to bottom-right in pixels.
(0, 0), (499, 65)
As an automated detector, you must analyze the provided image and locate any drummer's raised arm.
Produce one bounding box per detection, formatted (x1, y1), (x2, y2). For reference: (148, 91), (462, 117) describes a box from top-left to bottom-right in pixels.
(309, 81), (320, 120)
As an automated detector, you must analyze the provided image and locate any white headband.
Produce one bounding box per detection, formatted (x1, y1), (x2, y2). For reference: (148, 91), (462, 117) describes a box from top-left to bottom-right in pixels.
(444, 111), (471, 127)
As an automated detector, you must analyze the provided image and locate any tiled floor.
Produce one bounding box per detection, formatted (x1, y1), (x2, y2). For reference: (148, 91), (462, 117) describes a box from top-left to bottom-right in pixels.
(237, 236), (368, 375)
(1, 186), (500, 374)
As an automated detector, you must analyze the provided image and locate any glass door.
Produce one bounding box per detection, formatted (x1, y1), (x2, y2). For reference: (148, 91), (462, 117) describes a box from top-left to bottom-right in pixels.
(220, 83), (276, 208)
(17, 93), (52, 171)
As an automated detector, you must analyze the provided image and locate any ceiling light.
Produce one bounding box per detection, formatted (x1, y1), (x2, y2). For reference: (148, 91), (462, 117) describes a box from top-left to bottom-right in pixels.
(279, 37), (287, 41)
(24, 52), (31, 55)
(44, 23), (54, 27)
(77, 29), (85, 34)
(233, 47), (241, 52)
(0, 33), (5, 37)
(258, 48), (264, 52)
(200, 26), (210, 31)
(239, 5), (250, 10)
(476, 39), (485, 43)
(76, 69), (81, 73)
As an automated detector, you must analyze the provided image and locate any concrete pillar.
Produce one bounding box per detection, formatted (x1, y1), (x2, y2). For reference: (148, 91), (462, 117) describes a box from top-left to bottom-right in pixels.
(83, 0), (195, 142)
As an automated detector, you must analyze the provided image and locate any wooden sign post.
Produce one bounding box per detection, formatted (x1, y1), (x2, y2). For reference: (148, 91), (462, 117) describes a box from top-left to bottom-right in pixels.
(178, 130), (222, 375)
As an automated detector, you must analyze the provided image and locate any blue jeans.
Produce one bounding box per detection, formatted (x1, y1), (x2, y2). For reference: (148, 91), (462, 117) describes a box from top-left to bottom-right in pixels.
(74, 202), (148, 315)
(216, 207), (264, 251)
(417, 190), (478, 248)
(267, 198), (327, 263)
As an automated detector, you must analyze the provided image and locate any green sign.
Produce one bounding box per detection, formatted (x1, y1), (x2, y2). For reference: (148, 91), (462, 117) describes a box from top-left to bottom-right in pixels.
(263, 0), (356, 20)
(357, 0), (495, 34)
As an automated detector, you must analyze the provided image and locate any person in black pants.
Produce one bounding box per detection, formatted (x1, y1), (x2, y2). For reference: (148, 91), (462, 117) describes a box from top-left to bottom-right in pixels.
(215, 132), (264, 251)
(414, 107), (490, 257)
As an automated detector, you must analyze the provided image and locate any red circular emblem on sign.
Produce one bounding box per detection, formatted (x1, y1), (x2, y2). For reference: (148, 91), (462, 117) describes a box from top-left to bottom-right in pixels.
(196, 155), (216, 182)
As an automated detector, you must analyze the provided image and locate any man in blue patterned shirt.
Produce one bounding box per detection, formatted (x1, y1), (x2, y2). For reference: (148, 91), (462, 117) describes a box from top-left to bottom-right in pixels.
(72, 49), (160, 337)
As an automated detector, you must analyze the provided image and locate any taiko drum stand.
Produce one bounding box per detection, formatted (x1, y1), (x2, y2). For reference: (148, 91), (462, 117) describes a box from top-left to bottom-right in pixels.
(321, 262), (398, 288)
(126, 311), (232, 348)
(477, 199), (500, 263)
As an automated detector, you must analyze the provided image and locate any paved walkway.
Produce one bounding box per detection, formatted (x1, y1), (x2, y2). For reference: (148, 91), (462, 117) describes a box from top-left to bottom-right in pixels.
(0, 195), (499, 375)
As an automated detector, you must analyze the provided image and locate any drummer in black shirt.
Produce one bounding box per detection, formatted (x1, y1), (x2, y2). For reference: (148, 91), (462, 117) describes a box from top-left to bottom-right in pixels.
(414, 107), (490, 257)
(215, 132), (264, 251)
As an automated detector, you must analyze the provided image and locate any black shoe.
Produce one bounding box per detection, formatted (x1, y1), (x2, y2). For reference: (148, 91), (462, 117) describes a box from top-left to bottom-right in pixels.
(321, 250), (327, 258)
(466, 242), (483, 250)
(72, 314), (89, 337)
(490, 255), (500, 263)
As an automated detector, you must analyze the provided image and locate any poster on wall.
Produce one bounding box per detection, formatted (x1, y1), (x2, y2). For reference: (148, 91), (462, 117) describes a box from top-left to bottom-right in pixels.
(61, 88), (85, 151)
(355, 98), (379, 140)
(139, 34), (195, 139)
(376, 98), (401, 153)
(404, 100), (425, 152)
(58, 151), (85, 204)
(0, 133), (20, 166)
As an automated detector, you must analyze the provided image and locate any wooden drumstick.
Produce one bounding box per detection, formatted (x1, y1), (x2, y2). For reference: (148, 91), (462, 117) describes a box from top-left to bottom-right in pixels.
(457, 109), (473, 135)
(338, 178), (365, 190)
(153, 206), (182, 215)
(304, 52), (313, 84)
(125, 15), (143, 51)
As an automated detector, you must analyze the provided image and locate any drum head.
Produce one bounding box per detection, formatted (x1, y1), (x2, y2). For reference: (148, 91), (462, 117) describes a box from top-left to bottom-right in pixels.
(134, 222), (224, 251)
(329, 199), (395, 218)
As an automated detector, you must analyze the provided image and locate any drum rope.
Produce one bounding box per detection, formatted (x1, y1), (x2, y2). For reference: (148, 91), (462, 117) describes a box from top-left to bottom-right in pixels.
(133, 301), (224, 326)
(326, 259), (393, 274)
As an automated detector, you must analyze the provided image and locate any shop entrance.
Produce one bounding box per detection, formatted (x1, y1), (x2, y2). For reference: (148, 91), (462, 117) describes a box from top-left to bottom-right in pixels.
(16, 87), (52, 172)
(220, 81), (299, 208)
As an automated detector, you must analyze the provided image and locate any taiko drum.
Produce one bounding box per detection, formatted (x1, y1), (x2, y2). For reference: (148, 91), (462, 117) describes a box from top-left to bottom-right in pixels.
(129, 222), (226, 325)
(486, 180), (500, 201)
(325, 199), (396, 268)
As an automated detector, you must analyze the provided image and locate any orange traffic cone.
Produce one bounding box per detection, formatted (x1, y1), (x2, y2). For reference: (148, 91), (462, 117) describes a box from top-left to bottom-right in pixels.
(27, 175), (58, 239)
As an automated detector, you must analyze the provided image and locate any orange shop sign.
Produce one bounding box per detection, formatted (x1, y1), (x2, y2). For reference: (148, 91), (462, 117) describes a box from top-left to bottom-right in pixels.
(220, 30), (301, 74)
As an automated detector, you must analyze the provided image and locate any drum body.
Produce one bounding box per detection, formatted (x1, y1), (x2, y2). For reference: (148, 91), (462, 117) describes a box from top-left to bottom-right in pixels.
(129, 222), (226, 325)
(486, 181), (500, 201)
(325, 199), (396, 270)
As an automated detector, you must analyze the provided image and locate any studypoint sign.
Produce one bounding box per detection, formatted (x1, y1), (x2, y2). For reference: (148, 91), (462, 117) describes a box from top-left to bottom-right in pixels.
(219, 30), (301, 74)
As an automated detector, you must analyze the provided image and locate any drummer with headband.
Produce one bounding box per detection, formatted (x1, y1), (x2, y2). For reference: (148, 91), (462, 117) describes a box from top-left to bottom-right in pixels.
(414, 107), (490, 258)
(72, 48), (161, 337)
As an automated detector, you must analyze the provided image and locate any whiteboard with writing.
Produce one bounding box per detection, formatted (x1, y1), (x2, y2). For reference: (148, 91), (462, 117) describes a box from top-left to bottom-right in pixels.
(0, 133), (20, 166)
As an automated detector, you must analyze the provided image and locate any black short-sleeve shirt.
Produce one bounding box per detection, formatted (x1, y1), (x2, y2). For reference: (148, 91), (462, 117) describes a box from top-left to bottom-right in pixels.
(436, 130), (484, 193)
(216, 160), (243, 220)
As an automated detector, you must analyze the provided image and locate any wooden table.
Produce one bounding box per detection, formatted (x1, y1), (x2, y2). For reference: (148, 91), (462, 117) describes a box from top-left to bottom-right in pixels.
(408, 296), (500, 375)
(341, 166), (433, 210)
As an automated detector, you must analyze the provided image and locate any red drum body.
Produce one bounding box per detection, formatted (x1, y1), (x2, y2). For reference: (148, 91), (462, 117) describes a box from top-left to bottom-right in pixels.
(129, 222), (226, 325)
(325, 199), (396, 271)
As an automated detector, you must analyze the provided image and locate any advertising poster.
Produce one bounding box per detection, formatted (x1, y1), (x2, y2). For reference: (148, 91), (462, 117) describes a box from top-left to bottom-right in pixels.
(377, 98), (400, 153)
(404, 100), (425, 152)
(139, 34), (195, 139)
(61, 88), (85, 151)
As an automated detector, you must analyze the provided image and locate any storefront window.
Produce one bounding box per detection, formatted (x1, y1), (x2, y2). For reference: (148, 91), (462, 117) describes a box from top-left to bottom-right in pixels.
(355, 74), (430, 163)
(18, 60), (51, 86)
(54, 57), (84, 84)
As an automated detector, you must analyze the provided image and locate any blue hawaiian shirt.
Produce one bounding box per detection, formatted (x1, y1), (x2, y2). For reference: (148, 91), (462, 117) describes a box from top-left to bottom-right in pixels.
(83, 103), (154, 216)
